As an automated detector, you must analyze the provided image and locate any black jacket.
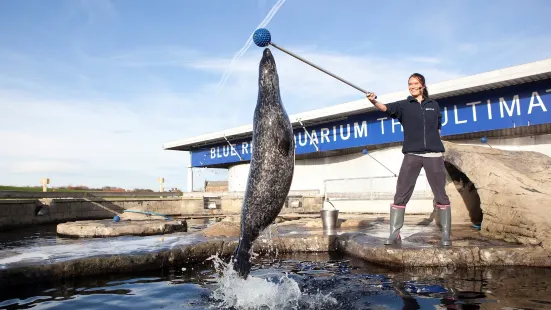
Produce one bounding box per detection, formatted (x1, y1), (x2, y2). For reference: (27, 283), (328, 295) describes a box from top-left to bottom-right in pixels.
(384, 96), (445, 154)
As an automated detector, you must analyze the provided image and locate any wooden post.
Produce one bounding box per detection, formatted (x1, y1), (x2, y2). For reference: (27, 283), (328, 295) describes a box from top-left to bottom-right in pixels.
(158, 177), (164, 192)
(40, 178), (50, 192)
(158, 177), (164, 198)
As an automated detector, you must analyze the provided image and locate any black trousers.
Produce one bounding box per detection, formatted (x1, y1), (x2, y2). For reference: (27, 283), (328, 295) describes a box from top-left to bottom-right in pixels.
(392, 154), (450, 208)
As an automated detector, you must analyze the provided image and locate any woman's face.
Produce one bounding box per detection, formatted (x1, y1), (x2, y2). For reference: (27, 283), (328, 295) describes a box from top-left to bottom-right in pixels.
(408, 76), (424, 97)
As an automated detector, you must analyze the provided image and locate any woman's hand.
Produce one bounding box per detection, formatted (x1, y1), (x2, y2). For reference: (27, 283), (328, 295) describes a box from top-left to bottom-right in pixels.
(366, 92), (377, 104)
(366, 92), (387, 112)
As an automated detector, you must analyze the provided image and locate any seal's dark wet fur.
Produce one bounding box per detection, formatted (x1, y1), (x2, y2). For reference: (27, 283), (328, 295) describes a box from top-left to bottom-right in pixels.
(232, 48), (295, 279)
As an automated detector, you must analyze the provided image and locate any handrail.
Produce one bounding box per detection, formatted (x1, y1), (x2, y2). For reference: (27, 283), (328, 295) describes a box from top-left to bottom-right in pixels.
(323, 174), (426, 183)
(323, 174), (431, 201)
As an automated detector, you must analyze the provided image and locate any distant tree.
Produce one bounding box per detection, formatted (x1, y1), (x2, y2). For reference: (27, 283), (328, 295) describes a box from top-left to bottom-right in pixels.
(131, 188), (154, 192)
(101, 186), (125, 192)
(67, 185), (89, 190)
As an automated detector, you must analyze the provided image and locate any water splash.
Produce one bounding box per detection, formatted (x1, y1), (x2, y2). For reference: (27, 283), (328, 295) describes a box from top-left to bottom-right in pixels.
(215, 0), (287, 94)
(206, 254), (337, 309)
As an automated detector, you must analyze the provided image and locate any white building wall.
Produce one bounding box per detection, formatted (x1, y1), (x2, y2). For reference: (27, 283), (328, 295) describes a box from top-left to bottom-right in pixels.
(228, 146), (407, 193)
(227, 134), (551, 213)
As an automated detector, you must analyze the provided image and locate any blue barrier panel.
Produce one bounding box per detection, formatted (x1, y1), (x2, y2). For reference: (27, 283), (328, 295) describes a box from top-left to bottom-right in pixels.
(191, 79), (551, 167)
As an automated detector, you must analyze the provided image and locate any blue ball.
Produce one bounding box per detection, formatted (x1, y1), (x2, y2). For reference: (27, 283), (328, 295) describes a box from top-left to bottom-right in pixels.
(362, 148), (368, 155)
(480, 136), (488, 144)
(253, 28), (271, 47)
(113, 215), (120, 222)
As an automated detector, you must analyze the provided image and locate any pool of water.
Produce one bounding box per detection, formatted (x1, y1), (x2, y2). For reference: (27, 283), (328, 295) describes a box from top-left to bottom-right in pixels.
(2, 251), (551, 309)
(0, 225), (62, 250)
(0, 219), (212, 252)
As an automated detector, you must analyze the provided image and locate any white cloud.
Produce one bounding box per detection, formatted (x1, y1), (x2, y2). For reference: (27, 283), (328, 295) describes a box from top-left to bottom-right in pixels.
(0, 88), (208, 190)
(77, 0), (118, 23)
(187, 45), (464, 117)
(457, 43), (478, 55)
(10, 160), (81, 174)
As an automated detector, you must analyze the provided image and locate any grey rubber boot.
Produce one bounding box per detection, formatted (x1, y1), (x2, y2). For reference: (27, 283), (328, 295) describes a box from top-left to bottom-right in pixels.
(439, 206), (452, 246)
(384, 206), (405, 245)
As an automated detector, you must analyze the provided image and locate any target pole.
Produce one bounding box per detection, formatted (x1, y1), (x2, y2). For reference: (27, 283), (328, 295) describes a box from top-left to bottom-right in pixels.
(270, 42), (371, 95)
(362, 149), (396, 177)
(253, 28), (376, 98)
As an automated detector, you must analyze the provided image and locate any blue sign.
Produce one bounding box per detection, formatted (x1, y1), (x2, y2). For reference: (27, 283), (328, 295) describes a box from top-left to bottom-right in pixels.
(191, 79), (551, 167)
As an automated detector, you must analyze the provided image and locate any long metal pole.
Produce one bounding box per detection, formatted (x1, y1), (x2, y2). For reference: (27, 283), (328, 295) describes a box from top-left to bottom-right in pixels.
(366, 153), (397, 177)
(270, 42), (374, 97)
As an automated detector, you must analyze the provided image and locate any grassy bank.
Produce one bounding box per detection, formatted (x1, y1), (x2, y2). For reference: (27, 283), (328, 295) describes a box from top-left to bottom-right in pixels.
(0, 185), (182, 200)
(0, 185), (88, 192)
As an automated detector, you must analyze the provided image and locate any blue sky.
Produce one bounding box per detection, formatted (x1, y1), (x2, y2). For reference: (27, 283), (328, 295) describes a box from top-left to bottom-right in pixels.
(1, 0), (550, 191)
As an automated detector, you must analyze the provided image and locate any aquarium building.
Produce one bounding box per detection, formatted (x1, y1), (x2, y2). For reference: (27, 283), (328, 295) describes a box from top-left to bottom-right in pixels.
(163, 58), (551, 212)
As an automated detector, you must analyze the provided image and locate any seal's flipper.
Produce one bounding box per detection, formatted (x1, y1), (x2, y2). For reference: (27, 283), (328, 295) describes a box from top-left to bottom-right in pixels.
(277, 134), (291, 156)
(234, 252), (252, 279)
(276, 119), (292, 156)
(232, 242), (253, 279)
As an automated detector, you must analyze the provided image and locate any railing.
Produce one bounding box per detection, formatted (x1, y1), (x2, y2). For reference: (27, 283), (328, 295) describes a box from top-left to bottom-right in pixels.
(0, 191), (183, 199)
(323, 174), (433, 201)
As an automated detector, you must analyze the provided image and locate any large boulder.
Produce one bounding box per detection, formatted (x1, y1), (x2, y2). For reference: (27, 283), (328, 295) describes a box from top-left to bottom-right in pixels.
(441, 140), (551, 250)
(201, 221), (241, 237)
(440, 163), (483, 226)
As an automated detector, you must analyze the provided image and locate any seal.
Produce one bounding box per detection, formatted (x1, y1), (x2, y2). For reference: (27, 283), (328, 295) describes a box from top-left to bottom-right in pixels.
(232, 47), (295, 279)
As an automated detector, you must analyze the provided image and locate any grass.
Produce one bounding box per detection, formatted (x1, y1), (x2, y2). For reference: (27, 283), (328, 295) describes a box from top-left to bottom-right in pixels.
(0, 185), (182, 200)
(0, 185), (90, 192)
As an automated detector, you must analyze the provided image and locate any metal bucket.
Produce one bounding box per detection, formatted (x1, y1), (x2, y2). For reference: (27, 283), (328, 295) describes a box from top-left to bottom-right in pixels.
(321, 209), (339, 230)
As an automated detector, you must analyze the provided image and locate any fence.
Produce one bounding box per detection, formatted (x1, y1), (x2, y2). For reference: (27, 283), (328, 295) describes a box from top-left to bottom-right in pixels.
(322, 174), (434, 213)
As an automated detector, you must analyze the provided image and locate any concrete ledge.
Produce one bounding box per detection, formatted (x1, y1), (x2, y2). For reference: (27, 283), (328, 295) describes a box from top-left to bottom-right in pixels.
(56, 219), (188, 238)
(0, 193), (326, 231)
(337, 233), (551, 268)
(0, 233), (335, 287)
(2, 223), (550, 289)
(0, 200), (40, 204)
(4, 209), (549, 290)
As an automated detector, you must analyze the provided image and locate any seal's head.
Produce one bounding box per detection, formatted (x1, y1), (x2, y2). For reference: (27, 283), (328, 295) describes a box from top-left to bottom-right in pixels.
(258, 48), (279, 92)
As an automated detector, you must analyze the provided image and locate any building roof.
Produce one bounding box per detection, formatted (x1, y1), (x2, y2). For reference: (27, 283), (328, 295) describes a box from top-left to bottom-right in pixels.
(163, 57), (551, 151)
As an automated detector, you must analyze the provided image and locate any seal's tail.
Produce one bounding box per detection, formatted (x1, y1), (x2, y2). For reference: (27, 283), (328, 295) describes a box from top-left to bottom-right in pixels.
(232, 246), (252, 279)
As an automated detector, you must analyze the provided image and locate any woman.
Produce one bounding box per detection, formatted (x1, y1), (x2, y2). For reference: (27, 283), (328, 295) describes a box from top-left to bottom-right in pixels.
(366, 73), (451, 246)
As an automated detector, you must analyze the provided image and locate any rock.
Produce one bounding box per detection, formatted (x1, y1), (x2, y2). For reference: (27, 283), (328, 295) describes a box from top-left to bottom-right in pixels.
(337, 233), (551, 268)
(221, 216), (241, 223)
(0, 239), (235, 287)
(339, 218), (372, 229)
(303, 219), (323, 228)
(5, 216), (551, 288)
(38, 198), (53, 207)
(0, 234), (336, 287)
(442, 175), (483, 226)
(441, 141), (551, 249)
(200, 221), (240, 237)
(56, 219), (187, 237)
(279, 213), (302, 221)
(252, 234), (338, 254)
(338, 232), (551, 268)
(278, 217), (372, 229)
